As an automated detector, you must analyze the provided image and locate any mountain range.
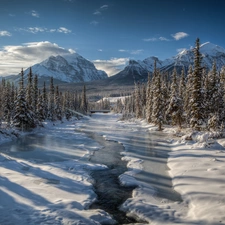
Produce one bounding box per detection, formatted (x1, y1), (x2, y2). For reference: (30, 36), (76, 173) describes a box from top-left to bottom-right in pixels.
(109, 42), (225, 85)
(6, 42), (225, 86)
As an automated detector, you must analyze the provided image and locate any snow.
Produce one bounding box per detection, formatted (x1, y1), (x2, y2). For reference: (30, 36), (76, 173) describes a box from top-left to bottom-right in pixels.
(0, 119), (115, 225)
(200, 42), (225, 55)
(20, 53), (108, 83)
(1, 114), (225, 224)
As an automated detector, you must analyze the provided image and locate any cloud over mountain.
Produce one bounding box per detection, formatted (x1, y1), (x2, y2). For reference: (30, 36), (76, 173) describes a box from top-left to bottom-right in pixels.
(0, 41), (75, 76)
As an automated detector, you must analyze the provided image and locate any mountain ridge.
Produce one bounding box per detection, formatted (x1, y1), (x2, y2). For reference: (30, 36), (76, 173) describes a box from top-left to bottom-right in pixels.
(11, 53), (108, 85)
(109, 42), (225, 84)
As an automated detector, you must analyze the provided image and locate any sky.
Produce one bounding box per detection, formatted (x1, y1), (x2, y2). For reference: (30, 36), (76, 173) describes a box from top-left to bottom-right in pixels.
(0, 0), (225, 77)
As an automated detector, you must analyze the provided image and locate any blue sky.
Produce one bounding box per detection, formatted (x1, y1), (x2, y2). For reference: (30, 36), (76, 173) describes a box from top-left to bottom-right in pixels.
(0, 0), (225, 76)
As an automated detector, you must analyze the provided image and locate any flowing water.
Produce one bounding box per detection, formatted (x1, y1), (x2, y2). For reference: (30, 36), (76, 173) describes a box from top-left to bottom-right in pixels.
(87, 133), (140, 224)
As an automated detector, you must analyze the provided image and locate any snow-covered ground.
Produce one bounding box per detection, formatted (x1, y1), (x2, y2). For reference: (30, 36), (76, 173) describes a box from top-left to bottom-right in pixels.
(0, 114), (225, 224)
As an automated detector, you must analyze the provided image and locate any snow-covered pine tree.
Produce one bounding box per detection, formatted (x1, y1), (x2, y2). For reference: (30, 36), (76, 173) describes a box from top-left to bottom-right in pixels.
(146, 73), (153, 123)
(63, 91), (72, 120)
(2, 81), (11, 125)
(166, 68), (183, 129)
(141, 83), (146, 118)
(184, 65), (193, 125)
(36, 90), (45, 122)
(81, 85), (88, 114)
(161, 73), (170, 124)
(42, 82), (48, 119)
(26, 67), (34, 110)
(208, 62), (225, 130)
(179, 67), (186, 100)
(32, 74), (38, 114)
(152, 70), (163, 130)
(189, 38), (204, 130)
(48, 77), (55, 121)
(54, 86), (62, 120)
(13, 69), (36, 130)
(134, 82), (142, 119)
(10, 82), (16, 120)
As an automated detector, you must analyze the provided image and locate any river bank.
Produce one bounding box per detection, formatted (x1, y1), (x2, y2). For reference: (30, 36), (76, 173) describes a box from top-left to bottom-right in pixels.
(0, 114), (225, 224)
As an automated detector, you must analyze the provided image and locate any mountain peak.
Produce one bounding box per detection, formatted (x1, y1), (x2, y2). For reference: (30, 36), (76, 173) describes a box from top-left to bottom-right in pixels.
(24, 53), (108, 83)
(200, 42), (225, 55)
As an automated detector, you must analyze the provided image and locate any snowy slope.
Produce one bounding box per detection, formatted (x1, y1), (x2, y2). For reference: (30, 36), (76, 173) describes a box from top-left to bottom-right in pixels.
(20, 53), (108, 83)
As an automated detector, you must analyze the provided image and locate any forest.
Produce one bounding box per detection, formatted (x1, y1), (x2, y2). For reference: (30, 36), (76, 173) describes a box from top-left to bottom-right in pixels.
(114, 38), (225, 132)
(0, 68), (88, 130)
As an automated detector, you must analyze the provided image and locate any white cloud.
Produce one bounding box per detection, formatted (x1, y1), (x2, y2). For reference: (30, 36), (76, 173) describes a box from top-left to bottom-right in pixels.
(17, 27), (72, 34)
(30, 10), (40, 18)
(93, 4), (109, 15)
(28, 27), (47, 34)
(118, 49), (143, 55)
(100, 5), (109, 10)
(172, 32), (189, 40)
(143, 37), (169, 42)
(0, 31), (12, 37)
(98, 49), (103, 52)
(143, 37), (158, 42)
(57, 27), (71, 34)
(0, 41), (75, 76)
(93, 58), (129, 76)
(90, 21), (99, 26)
(130, 49), (143, 55)
(119, 49), (127, 52)
(93, 11), (101, 15)
(159, 36), (169, 41)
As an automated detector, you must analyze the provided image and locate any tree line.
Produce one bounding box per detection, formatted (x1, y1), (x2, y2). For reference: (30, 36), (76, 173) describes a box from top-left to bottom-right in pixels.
(0, 68), (88, 130)
(114, 38), (225, 132)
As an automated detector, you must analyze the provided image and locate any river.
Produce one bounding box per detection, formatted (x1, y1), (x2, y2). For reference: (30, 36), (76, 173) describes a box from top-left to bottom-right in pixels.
(0, 113), (182, 224)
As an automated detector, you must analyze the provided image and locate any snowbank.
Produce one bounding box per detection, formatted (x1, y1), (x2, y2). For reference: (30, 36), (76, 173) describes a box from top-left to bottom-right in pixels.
(0, 119), (116, 225)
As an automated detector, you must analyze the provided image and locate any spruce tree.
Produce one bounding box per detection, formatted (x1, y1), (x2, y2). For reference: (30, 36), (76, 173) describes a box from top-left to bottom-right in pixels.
(190, 38), (204, 130)
(166, 68), (183, 128)
(134, 82), (142, 119)
(33, 74), (38, 114)
(54, 86), (62, 120)
(152, 70), (163, 130)
(13, 69), (36, 130)
(81, 85), (88, 114)
(48, 77), (55, 121)
(146, 74), (153, 123)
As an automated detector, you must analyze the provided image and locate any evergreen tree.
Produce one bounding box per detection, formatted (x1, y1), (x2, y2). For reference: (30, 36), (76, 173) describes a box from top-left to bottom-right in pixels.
(81, 85), (88, 114)
(134, 82), (142, 119)
(166, 68), (183, 128)
(179, 67), (186, 99)
(190, 38), (204, 130)
(26, 67), (34, 109)
(64, 91), (72, 120)
(54, 86), (62, 120)
(152, 70), (163, 130)
(42, 82), (48, 119)
(184, 65), (193, 125)
(48, 77), (55, 121)
(2, 82), (11, 125)
(13, 69), (36, 130)
(33, 74), (38, 114)
(146, 74), (153, 123)
(36, 90), (46, 122)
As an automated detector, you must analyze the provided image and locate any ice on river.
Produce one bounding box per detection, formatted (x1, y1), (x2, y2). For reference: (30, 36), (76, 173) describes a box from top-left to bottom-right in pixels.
(0, 114), (225, 224)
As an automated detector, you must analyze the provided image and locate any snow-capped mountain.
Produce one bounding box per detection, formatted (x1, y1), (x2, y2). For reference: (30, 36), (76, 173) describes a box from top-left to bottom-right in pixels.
(112, 42), (225, 84)
(21, 53), (107, 83)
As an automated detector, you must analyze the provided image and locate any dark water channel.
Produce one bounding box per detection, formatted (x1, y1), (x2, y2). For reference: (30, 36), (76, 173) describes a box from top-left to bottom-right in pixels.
(87, 132), (140, 224)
